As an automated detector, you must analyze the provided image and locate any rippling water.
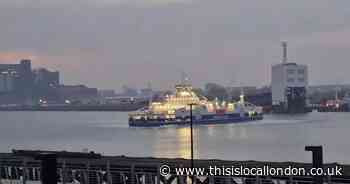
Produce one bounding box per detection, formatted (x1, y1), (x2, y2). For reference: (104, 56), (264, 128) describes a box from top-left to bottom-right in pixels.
(1, 111), (349, 164)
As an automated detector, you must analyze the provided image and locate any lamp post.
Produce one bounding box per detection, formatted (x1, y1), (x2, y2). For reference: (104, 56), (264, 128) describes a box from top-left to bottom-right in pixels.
(188, 103), (195, 184)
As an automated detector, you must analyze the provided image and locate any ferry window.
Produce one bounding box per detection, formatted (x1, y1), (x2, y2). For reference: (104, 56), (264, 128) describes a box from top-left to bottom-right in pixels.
(298, 78), (305, 82)
(298, 69), (305, 74)
(287, 78), (295, 82)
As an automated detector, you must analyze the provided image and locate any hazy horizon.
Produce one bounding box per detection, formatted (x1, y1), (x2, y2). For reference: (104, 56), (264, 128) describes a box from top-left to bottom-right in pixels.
(1, 0), (350, 91)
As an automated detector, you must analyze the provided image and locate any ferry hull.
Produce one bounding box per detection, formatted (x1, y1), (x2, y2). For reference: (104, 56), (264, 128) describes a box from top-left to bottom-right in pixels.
(129, 114), (263, 127)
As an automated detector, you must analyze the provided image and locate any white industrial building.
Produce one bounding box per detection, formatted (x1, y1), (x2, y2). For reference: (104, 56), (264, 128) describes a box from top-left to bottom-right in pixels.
(271, 42), (309, 113)
(272, 63), (308, 105)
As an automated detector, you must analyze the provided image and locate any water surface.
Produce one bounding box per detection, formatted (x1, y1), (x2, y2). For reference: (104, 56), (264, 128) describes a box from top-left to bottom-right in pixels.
(0, 111), (349, 164)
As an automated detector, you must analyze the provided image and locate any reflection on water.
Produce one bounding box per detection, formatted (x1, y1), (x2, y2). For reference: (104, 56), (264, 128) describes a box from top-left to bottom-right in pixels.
(153, 125), (250, 159)
(154, 127), (200, 159)
(177, 128), (191, 159)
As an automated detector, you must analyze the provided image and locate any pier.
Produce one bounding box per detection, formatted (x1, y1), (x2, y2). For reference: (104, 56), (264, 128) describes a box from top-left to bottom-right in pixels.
(0, 150), (350, 184)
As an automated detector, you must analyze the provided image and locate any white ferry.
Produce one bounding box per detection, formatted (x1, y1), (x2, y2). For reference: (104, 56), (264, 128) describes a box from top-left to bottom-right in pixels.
(129, 83), (263, 127)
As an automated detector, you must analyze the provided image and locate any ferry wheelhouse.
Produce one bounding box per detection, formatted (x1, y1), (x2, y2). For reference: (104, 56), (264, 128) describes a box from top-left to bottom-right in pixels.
(129, 84), (263, 127)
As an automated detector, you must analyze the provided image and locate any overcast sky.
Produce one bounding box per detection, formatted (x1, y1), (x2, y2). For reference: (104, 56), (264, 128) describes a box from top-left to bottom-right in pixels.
(0, 0), (350, 91)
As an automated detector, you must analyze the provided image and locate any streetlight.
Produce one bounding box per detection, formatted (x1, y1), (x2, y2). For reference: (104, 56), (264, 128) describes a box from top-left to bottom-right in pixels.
(188, 103), (196, 184)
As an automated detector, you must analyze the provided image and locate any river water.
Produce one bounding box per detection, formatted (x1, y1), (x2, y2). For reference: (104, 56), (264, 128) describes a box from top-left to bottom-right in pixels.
(1, 111), (349, 164)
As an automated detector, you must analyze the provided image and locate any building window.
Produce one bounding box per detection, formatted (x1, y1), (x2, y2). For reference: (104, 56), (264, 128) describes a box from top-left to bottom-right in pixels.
(298, 78), (305, 82)
(287, 69), (295, 74)
(298, 69), (305, 74)
(287, 78), (295, 82)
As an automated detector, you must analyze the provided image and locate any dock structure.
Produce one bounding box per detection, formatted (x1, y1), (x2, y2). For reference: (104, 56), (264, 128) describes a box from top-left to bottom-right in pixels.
(0, 150), (350, 184)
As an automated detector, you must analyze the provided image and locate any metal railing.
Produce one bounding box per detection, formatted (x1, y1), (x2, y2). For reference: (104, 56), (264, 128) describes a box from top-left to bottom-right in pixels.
(0, 149), (349, 184)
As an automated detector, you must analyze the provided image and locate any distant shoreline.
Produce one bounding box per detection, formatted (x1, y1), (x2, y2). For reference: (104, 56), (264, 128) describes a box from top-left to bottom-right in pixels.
(0, 104), (146, 112)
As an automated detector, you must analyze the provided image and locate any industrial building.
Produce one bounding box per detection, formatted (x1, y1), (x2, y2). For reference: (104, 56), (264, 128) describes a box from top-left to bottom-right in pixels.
(0, 70), (16, 92)
(57, 85), (98, 104)
(271, 42), (309, 113)
(0, 59), (34, 105)
(0, 60), (62, 104)
(0, 59), (33, 93)
(33, 68), (60, 88)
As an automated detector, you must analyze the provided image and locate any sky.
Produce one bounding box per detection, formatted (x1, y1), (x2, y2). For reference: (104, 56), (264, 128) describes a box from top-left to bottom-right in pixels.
(0, 0), (350, 91)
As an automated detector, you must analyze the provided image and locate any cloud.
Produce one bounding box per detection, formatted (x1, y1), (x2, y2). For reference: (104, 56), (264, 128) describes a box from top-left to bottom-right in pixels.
(293, 29), (350, 49)
(0, 0), (193, 7)
(0, 51), (37, 64)
(1, 0), (350, 89)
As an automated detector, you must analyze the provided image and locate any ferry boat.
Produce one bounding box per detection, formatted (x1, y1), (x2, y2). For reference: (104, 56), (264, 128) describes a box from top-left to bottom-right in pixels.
(128, 83), (263, 127)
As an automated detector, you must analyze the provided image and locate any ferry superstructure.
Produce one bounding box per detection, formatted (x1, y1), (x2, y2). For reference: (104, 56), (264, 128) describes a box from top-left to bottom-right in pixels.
(129, 83), (263, 127)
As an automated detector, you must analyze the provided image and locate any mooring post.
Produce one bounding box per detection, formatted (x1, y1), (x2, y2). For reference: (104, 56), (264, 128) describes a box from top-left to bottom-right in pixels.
(37, 153), (58, 184)
(305, 146), (323, 184)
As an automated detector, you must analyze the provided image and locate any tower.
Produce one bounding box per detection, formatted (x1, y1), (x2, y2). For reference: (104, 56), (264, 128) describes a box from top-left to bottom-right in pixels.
(271, 42), (309, 113)
(282, 41), (288, 63)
